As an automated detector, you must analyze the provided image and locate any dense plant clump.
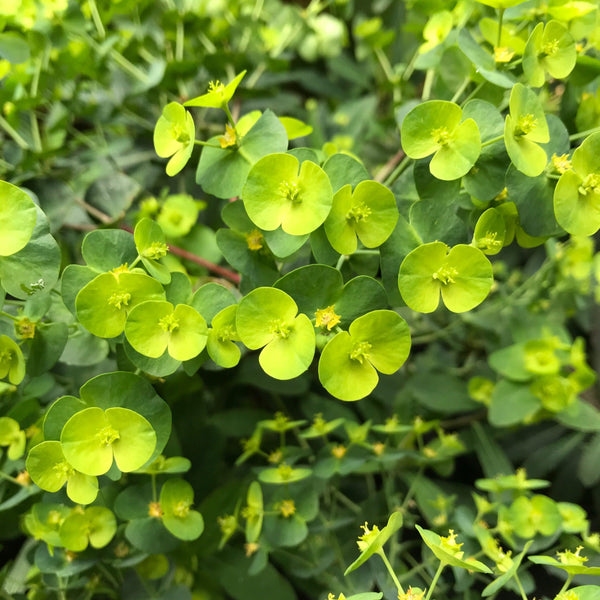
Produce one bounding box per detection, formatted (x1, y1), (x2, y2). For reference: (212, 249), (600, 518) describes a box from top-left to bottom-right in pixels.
(1, 0), (600, 599)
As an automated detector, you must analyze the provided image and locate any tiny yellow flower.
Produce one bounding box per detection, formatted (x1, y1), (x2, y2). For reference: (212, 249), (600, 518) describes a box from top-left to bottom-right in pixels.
(219, 123), (238, 149)
(278, 499), (296, 518)
(246, 229), (264, 251)
(372, 442), (385, 456)
(357, 521), (381, 551)
(398, 587), (425, 600)
(331, 444), (347, 459)
(148, 502), (164, 518)
(245, 542), (260, 557)
(551, 153), (572, 174)
(315, 305), (341, 331)
(268, 449), (283, 464)
(494, 46), (515, 63)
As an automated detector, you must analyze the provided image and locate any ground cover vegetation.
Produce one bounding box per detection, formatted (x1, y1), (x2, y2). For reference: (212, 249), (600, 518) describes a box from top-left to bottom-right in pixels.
(1, 0), (600, 599)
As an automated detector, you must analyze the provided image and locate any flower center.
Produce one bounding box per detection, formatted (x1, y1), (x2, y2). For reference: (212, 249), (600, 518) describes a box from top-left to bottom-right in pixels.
(315, 305), (341, 331)
(172, 500), (190, 518)
(270, 319), (291, 339)
(108, 291), (131, 309)
(278, 499), (296, 518)
(143, 242), (169, 260)
(98, 425), (120, 447)
(15, 317), (36, 340)
(346, 201), (372, 223)
(350, 341), (371, 364)
(148, 502), (163, 518)
(159, 313), (179, 333)
(219, 123), (237, 149)
(281, 180), (300, 204)
(431, 126), (451, 147)
(542, 39), (560, 56)
(432, 265), (458, 285)
(216, 325), (236, 343)
(579, 173), (600, 196)
(246, 229), (264, 251)
(514, 113), (537, 137)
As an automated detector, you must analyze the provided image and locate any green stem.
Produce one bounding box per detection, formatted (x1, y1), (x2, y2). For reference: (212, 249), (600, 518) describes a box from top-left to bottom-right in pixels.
(223, 103), (236, 127)
(176, 20), (184, 62)
(198, 31), (216, 54)
(0, 311), (18, 321)
(375, 47), (396, 84)
(88, 0), (106, 38)
(151, 474), (157, 503)
(383, 155), (412, 187)
(194, 139), (222, 149)
(450, 77), (472, 104)
(557, 574), (574, 596)
(422, 69), (435, 101)
(0, 470), (21, 485)
(129, 255), (141, 269)
(497, 8), (505, 49)
(0, 115), (30, 150)
(513, 572), (528, 600)
(481, 134), (505, 148)
(569, 125), (600, 141)
(424, 561), (446, 600)
(378, 548), (405, 596)
(401, 466), (424, 510)
(460, 81), (484, 107)
(335, 254), (347, 271)
(109, 48), (149, 83)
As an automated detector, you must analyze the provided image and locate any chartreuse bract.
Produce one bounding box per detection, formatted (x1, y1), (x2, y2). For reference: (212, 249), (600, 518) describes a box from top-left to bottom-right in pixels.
(554, 132), (600, 236)
(153, 102), (196, 176)
(0, 335), (25, 384)
(324, 180), (398, 254)
(242, 153), (333, 236)
(401, 100), (481, 180)
(125, 300), (208, 361)
(398, 242), (493, 313)
(504, 83), (549, 177)
(0, 181), (37, 256)
(236, 287), (315, 380)
(523, 20), (576, 87)
(133, 217), (171, 284)
(318, 310), (411, 401)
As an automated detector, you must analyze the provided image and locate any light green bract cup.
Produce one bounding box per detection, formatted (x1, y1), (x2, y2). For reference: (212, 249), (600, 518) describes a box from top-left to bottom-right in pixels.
(523, 20), (576, 87)
(0, 180), (37, 256)
(26, 440), (99, 504)
(324, 180), (398, 255)
(242, 153), (333, 236)
(554, 132), (600, 236)
(0, 334), (25, 385)
(398, 242), (493, 313)
(504, 83), (549, 177)
(59, 506), (117, 552)
(236, 287), (315, 380)
(153, 102), (195, 177)
(125, 300), (208, 361)
(60, 406), (157, 476)
(76, 267), (165, 338)
(133, 217), (171, 284)
(400, 100), (481, 180)
(207, 304), (241, 368)
(318, 310), (411, 401)
(0, 416), (25, 460)
(160, 478), (204, 541)
(184, 70), (246, 109)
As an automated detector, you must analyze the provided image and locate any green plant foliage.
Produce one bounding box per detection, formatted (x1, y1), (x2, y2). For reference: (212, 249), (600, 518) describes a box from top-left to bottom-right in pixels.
(0, 334), (25, 384)
(159, 478), (204, 541)
(554, 132), (600, 235)
(504, 84), (550, 177)
(401, 101), (481, 180)
(125, 300), (207, 361)
(60, 406), (156, 476)
(236, 287), (315, 380)
(58, 506), (117, 552)
(76, 268), (165, 338)
(398, 242), (493, 313)
(324, 180), (398, 254)
(242, 153), (333, 236)
(153, 102), (196, 176)
(133, 217), (171, 284)
(0, 181), (37, 256)
(0, 416), (25, 459)
(318, 310), (411, 401)
(207, 304), (242, 368)
(523, 21), (577, 87)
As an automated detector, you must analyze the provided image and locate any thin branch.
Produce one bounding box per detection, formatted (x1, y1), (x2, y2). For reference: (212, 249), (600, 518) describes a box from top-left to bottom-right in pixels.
(374, 148), (406, 184)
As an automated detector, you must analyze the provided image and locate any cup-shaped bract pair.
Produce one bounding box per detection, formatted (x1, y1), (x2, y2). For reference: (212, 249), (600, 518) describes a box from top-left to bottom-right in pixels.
(554, 132), (600, 235)
(0, 334), (25, 385)
(27, 440), (98, 504)
(472, 207), (507, 255)
(59, 506), (117, 552)
(0, 180), (37, 257)
(154, 102), (196, 176)
(76, 268), (165, 338)
(401, 100), (481, 181)
(160, 478), (204, 541)
(236, 287), (315, 380)
(318, 310), (411, 401)
(398, 242), (493, 313)
(134, 218), (171, 284)
(242, 153), (333, 236)
(324, 180), (398, 255)
(125, 301), (208, 362)
(523, 20), (576, 87)
(0, 416), (25, 460)
(504, 83), (550, 177)
(207, 304), (242, 368)
(184, 70), (246, 110)
(60, 406), (157, 476)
